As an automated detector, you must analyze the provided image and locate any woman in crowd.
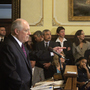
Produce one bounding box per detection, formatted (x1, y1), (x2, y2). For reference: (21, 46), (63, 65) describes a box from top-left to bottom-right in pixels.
(52, 52), (65, 74)
(48, 52), (66, 79)
(72, 30), (90, 61)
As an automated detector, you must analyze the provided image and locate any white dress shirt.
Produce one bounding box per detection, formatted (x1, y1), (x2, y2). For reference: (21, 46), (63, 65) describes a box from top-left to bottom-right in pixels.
(12, 35), (22, 47)
(56, 37), (67, 47)
(0, 37), (4, 42)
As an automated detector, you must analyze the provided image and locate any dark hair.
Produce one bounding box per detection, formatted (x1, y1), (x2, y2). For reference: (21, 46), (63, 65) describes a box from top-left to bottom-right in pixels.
(74, 30), (86, 46)
(75, 57), (87, 63)
(0, 26), (5, 27)
(42, 29), (50, 35)
(56, 26), (65, 34)
(84, 49), (90, 60)
(33, 30), (42, 37)
(30, 56), (36, 61)
(0, 26), (6, 29)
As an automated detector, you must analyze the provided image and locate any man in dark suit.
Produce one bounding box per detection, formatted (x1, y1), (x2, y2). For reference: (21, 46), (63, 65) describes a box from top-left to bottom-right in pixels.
(0, 19), (32, 90)
(0, 26), (6, 44)
(32, 30), (43, 50)
(33, 30), (43, 43)
(35, 29), (58, 79)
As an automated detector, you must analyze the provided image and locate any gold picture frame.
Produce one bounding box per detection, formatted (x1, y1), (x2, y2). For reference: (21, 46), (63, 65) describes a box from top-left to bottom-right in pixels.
(68, 0), (90, 21)
(12, 0), (21, 21)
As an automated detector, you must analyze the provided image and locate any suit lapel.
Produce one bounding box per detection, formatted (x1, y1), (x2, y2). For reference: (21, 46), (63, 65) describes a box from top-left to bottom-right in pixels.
(56, 42), (61, 47)
(8, 35), (31, 71)
(42, 41), (46, 50)
(49, 41), (54, 47)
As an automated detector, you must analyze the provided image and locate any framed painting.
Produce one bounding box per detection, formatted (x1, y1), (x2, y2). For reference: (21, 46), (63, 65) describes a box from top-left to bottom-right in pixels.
(68, 0), (90, 21)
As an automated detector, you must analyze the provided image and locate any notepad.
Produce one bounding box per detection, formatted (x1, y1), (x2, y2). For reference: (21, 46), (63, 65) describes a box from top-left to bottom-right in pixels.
(67, 71), (77, 74)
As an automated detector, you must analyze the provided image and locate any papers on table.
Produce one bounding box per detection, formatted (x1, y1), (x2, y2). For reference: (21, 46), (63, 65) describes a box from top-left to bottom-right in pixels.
(67, 71), (77, 74)
(31, 86), (53, 90)
(30, 80), (64, 90)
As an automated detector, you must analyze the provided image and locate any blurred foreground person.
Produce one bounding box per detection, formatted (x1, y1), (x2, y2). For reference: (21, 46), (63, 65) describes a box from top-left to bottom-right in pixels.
(0, 19), (32, 90)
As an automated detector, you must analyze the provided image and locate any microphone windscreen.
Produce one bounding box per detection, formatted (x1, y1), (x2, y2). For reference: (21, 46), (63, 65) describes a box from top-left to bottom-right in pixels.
(48, 47), (53, 52)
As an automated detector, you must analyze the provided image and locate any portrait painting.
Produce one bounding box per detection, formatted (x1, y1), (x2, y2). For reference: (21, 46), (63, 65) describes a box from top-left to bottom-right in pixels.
(68, 0), (90, 21)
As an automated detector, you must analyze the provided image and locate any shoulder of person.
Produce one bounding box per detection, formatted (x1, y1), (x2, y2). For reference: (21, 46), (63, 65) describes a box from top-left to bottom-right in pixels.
(50, 40), (56, 43)
(36, 41), (44, 45)
(50, 40), (58, 45)
(72, 42), (75, 46)
(86, 41), (90, 44)
(35, 66), (43, 71)
(65, 38), (72, 43)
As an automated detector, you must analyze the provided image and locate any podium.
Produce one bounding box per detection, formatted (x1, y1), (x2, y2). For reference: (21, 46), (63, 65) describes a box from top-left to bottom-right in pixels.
(63, 65), (78, 90)
(33, 65), (78, 90)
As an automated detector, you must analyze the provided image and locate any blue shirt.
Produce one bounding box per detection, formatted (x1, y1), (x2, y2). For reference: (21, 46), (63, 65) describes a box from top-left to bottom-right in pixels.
(57, 69), (61, 73)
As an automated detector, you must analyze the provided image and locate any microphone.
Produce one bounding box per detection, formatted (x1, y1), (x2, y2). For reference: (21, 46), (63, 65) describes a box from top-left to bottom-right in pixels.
(48, 47), (69, 60)
(48, 47), (65, 58)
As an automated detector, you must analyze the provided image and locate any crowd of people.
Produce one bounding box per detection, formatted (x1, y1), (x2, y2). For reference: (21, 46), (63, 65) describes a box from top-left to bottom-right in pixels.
(0, 18), (90, 90)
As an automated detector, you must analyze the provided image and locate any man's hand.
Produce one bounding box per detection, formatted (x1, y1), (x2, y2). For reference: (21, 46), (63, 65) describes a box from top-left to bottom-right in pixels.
(43, 63), (51, 69)
(67, 47), (71, 51)
(53, 47), (66, 54)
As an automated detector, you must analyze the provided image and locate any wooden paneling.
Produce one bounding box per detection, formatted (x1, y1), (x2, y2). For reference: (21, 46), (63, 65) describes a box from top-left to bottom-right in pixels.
(64, 65), (77, 90)
(64, 78), (72, 90)
(51, 35), (90, 43)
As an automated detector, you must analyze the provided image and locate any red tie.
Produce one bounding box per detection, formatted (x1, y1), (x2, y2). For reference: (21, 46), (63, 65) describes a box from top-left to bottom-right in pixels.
(22, 44), (27, 57)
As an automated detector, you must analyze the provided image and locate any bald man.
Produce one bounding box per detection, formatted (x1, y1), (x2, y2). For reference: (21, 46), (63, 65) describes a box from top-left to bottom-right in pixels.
(0, 19), (32, 90)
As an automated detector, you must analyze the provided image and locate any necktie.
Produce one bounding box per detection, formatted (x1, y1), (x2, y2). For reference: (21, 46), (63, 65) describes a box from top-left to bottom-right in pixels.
(46, 43), (48, 49)
(22, 44), (27, 57)
(1, 39), (3, 42)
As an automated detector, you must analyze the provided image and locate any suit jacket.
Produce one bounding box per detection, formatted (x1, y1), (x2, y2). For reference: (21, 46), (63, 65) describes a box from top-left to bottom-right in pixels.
(0, 36), (5, 45)
(56, 38), (72, 56)
(35, 40), (58, 67)
(0, 34), (32, 90)
(73, 41), (90, 61)
(56, 38), (74, 65)
(32, 66), (45, 86)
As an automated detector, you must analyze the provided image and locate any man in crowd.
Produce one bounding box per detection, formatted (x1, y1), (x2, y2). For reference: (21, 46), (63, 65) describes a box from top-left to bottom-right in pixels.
(0, 26), (6, 44)
(33, 30), (43, 43)
(32, 30), (43, 50)
(35, 29), (58, 79)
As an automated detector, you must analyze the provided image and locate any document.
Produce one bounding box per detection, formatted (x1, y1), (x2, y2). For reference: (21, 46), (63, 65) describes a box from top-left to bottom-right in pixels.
(30, 80), (64, 90)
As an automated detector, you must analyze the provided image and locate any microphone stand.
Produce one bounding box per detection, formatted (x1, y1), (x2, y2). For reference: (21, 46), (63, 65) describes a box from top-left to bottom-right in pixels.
(59, 57), (64, 80)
